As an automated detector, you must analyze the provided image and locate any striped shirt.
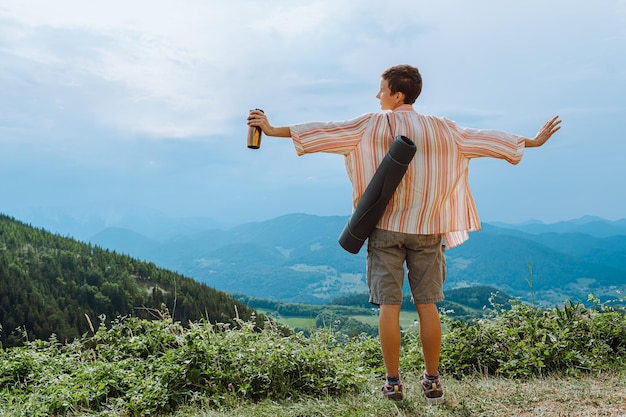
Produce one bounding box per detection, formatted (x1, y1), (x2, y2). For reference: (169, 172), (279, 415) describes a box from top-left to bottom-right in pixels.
(289, 109), (525, 248)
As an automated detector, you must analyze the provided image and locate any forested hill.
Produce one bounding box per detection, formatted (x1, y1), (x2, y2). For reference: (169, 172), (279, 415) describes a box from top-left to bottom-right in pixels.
(0, 214), (265, 347)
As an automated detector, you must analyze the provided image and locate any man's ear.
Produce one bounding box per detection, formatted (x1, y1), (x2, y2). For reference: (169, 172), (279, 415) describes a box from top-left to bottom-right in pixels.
(395, 91), (406, 104)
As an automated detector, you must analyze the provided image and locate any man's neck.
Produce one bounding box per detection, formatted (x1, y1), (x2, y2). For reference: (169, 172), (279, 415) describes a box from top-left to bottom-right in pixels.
(392, 104), (414, 112)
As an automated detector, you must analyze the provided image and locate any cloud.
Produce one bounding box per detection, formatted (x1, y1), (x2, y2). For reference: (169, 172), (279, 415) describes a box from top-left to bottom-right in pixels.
(0, 1), (438, 138)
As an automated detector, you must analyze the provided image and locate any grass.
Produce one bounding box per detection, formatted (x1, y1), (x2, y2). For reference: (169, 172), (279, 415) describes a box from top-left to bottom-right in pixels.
(274, 316), (317, 330)
(170, 372), (626, 417)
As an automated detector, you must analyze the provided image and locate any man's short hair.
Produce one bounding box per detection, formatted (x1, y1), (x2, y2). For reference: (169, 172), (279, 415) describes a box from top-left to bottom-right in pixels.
(382, 65), (422, 105)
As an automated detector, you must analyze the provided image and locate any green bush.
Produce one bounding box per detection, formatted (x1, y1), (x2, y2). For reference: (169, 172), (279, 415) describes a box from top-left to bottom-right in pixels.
(0, 316), (369, 416)
(439, 299), (626, 378)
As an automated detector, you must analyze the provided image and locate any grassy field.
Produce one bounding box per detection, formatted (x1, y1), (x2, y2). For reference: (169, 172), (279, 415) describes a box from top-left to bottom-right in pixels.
(349, 312), (420, 328)
(172, 372), (626, 417)
(273, 316), (317, 330)
(259, 309), (420, 331)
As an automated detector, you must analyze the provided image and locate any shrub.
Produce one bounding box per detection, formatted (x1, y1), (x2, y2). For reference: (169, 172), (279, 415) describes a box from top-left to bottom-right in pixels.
(439, 300), (626, 378)
(0, 316), (369, 416)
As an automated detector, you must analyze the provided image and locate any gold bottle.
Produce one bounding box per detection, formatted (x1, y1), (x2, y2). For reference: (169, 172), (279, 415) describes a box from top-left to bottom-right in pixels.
(247, 109), (264, 149)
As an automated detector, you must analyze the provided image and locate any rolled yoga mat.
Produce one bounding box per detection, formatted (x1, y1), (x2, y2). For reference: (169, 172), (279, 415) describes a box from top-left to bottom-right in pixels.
(338, 135), (417, 254)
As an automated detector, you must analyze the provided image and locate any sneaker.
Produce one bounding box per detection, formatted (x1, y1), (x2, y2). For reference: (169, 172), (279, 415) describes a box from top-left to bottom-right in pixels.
(422, 377), (444, 405)
(381, 382), (403, 400)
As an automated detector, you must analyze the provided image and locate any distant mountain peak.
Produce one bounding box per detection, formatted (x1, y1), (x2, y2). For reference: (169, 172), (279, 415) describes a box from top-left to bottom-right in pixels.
(568, 215), (607, 225)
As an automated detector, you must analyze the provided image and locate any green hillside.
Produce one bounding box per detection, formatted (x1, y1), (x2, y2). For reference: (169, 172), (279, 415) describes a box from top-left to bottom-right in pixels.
(0, 214), (267, 347)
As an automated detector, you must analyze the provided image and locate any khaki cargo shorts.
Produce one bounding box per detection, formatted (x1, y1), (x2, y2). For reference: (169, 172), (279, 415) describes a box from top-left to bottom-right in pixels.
(366, 228), (446, 305)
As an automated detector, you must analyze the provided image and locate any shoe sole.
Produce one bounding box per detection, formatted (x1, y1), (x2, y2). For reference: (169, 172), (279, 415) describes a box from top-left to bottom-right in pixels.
(425, 394), (445, 405)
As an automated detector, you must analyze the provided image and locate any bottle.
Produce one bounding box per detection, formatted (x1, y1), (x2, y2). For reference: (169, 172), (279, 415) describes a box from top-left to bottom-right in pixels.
(247, 108), (264, 149)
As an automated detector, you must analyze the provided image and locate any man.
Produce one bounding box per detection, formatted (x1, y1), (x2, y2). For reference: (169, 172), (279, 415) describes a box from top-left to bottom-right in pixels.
(247, 64), (561, 404)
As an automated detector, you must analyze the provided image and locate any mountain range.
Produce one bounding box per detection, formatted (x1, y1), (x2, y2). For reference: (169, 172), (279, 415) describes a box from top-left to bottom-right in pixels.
(85, 213), (626, 306)
(5, 209), (623, 348)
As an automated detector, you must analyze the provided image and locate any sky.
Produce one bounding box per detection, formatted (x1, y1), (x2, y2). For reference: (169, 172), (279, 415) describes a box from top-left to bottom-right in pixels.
(1, 0), (625, 235)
